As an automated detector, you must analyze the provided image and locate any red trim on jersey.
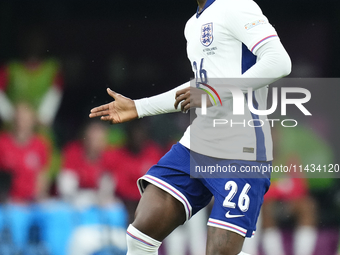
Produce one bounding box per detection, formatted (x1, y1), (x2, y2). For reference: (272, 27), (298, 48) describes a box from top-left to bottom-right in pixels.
(251, 35), (278, 52)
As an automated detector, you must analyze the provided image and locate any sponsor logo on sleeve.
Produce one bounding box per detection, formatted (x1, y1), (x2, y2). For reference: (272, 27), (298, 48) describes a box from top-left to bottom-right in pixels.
(245, 19), (268, 30)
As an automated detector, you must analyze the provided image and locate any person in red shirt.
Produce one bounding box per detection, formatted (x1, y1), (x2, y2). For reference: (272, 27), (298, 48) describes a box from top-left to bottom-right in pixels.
(242, 127), (318, 255)
(260, 157), (317, 255)
(58, 121), (115, 207)
(0, 102), (50, 202)
(106, 121), (162, 223)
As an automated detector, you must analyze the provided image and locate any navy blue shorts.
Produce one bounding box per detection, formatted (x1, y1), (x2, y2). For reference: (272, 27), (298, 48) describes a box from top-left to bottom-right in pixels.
(137, 143), (271, 238)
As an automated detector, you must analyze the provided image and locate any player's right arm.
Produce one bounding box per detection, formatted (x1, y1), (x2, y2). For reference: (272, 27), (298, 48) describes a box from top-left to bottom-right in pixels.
(90, 82), (196, 124)
(89, 88), (139, 124)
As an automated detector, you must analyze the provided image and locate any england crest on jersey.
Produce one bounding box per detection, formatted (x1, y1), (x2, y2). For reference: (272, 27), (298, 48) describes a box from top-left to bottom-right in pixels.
(201, 23), (214, 47)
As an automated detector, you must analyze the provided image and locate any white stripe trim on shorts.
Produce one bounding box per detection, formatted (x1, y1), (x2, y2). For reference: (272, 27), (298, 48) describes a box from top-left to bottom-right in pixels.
(137, 175), (192, 221)
(208, 218), (248, 237)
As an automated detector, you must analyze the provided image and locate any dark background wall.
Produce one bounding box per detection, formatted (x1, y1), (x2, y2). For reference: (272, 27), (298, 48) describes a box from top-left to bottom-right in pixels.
(0, 0), (339, 149)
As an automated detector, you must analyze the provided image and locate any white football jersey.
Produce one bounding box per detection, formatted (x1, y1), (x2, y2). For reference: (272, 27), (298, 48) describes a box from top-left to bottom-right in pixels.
(179, 0), (279, 161)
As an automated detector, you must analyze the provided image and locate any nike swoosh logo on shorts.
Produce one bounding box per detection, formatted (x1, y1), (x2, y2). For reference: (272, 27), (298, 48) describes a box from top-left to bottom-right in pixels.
(225, 211), (245, 218)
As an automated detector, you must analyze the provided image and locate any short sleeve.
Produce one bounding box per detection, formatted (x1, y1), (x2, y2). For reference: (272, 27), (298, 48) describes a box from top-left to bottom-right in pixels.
(224, 0), (279, 54)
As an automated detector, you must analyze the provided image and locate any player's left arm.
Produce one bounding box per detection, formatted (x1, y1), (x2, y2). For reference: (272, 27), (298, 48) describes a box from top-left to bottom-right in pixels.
(227, 0), (291, 87)
(242, 39), (291, 79)
(237, 39), (291, 92)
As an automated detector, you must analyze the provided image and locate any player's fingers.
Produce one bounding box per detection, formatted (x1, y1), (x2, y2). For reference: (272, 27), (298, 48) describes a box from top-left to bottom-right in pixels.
(174, 94), (187, 109)
(107, 88), (118, 99)
(90, 104), (109, 113)
(100, 116), (112, 121)
(101, 115), (120, 123)
(89, 112), (99, 118)
(174, 99), (180, 109)
(180, 98), (190, 112)
(175, 87), (191, 98)
(89, 111), (104, 118)
(89, 109), (111, 118)
(175, 90), (191, 107)
(174, 95), (182, 109)
(175, 88), (186, 99)
(183, 103), (190, 113)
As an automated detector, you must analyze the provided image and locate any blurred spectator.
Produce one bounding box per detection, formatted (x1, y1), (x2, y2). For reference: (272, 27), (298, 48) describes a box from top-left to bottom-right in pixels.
(258, 125), (334, 255)
(67, 219), (127, 255)
(0, 29), (63, 127)
(261, 164), (317, 255)
(0, 28), (64, 187)
(56, 121), (128, 254)
(107, 120), (162, 223)
(57, 121), (115, 208)
(0, 226), (20, 255)
(21, 224), (49, 255)
(0, 102), (50, 202)
(0, 172), (12, 204)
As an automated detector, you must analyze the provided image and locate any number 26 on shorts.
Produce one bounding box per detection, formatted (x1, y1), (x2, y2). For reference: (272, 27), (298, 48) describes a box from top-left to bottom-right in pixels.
(223, 181), (251, 212)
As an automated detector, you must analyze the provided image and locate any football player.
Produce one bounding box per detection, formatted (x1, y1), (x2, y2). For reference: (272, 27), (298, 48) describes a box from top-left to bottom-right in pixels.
(90, 0), (291, 254)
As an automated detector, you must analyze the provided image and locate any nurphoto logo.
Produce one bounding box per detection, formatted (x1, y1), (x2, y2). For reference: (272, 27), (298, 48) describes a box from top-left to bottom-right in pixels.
(199, 83), (312, 128)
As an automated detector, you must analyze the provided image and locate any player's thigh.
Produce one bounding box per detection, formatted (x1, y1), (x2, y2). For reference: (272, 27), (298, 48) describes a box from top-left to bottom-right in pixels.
(206, 226), (244, 255)
(132, 183), (186, 241)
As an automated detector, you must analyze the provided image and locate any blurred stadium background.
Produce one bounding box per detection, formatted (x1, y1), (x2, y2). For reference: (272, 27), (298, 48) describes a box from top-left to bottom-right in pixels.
(0, 0), (339, 254)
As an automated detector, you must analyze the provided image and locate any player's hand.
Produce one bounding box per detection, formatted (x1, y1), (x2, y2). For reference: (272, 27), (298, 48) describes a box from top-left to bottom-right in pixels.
(174, 87), (213, 112)
(89, 88), (138, 124)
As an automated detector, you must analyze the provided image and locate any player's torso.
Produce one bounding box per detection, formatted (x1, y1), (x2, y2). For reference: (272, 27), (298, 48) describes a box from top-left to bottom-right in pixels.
(185, 0), (245, 79)
(181, 0), (273, 161)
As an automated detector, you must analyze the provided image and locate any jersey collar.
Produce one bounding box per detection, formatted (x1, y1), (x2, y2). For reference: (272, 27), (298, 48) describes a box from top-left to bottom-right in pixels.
(196, 0), (216, 18)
